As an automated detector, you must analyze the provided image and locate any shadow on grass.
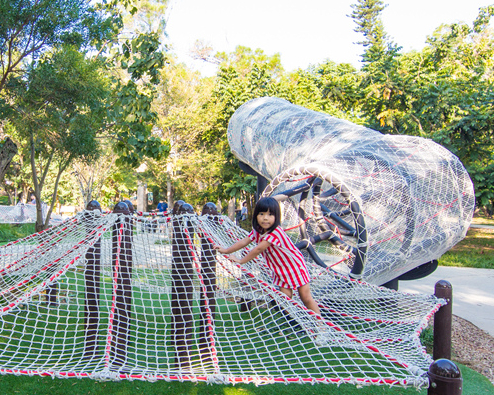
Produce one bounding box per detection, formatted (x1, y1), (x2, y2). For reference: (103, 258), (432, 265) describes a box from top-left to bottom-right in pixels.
(440, 228), (494, 269)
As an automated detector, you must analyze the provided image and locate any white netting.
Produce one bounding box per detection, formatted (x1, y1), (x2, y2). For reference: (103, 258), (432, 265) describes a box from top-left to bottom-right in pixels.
(0, 209), (443, 388)
(0, 203), (49, 224)
(227, 97), (475, 285)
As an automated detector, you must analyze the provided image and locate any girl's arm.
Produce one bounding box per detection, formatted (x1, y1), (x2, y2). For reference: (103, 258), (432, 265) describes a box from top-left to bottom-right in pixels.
(232, 240), (271, 264)
(214, 237), (252, 254)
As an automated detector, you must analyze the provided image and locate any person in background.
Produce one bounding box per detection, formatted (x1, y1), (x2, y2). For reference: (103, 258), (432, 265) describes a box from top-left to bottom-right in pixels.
(156, 200), (168, 213)
(240, 201), (248, 221)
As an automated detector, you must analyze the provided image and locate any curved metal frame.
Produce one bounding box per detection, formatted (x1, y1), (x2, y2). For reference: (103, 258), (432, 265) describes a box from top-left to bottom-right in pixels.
(261, 166), (367, 278)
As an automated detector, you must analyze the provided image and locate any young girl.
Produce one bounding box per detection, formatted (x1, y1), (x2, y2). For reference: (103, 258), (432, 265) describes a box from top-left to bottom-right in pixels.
(214, 197), (321, 317)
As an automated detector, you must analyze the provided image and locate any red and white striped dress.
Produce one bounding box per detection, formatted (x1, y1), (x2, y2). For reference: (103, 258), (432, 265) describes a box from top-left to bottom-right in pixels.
(248, 226), (310, 290)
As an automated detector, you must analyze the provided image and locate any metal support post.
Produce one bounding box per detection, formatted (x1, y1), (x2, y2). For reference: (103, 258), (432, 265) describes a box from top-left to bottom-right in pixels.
(84, 200), (102, 357)
(171, 201), (195, 370)
(198, 203), (218, 365)
(427, 280), (462, 394)
(110, 201), (133, 368)
(433, 280), (452, 360)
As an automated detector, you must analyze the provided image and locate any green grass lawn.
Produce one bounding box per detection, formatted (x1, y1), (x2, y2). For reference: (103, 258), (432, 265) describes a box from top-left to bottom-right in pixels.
(439, 210), (494, 269)
(471, 210), (494, 226)
(0, 223), (35, 244)
(0, 362), (492, 395)
(439, 227), (494, 268)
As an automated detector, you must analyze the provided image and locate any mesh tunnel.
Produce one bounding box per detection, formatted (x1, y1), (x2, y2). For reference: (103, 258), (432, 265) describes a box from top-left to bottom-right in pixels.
(227, 97), (475, 285)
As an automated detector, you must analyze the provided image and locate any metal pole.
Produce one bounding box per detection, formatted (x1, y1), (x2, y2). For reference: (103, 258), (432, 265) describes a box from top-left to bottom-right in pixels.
(84, 200), (102, 357)
(198, 203), (218, 365)
(110, 201), (133, 368)
(427, 280), (462, 394)
(433, 280), (452, 360)
(171, 201), (195, 370)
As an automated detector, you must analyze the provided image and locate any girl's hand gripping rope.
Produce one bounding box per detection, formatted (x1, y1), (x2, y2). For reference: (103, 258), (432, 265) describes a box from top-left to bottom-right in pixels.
(213, 244), (243, 264)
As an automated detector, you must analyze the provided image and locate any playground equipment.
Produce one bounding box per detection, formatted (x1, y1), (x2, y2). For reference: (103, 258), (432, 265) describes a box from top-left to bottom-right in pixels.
(0, 97), (470, 391)
(0, 203), (445, 388)
(0, 202), (48, 224)
(227, 97), (475, 286)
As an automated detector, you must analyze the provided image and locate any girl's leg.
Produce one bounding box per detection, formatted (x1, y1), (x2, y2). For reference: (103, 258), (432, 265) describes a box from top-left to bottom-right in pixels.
(298, 284), (327, 345)
(297, 283), (321, 315)
(279, 287), (293, 298)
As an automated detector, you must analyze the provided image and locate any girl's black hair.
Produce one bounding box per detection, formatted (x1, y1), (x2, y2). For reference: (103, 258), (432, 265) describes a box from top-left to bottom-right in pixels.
(252, 197), (281, 233)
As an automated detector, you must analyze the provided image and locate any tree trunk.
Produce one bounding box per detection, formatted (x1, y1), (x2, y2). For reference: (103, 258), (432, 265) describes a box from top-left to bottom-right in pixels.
(228, 198), (236, 221)
(167, 178), (173, 209)
(0, 137), (18, 184)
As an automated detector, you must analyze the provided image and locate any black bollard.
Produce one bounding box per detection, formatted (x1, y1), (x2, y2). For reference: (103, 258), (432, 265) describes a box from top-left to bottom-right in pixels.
(427, 280), (462, 394)
(171, 201), (195, 370)
(123, 200), (135, 214)
(84, 200), (102, 357)
(110, 201), (133, 368)
(433, 280), (452, 360)
(428, 359), (462, 395)
(198, 203), (218, 365)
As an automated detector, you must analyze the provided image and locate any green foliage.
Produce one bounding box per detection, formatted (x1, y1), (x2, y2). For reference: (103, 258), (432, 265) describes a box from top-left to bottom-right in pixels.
(285, 61), (364, 122)
(1, 0), (171, 227)
(418, 324), (433, 354)
(150, 5), (494, 215)
(223, 174), (257, 198)
(198, 46), (300, 206)
(110, 32), (170, 167)
(350, 0), (389, 62)
(6, 44), (112, 229)
(467, 162), (494, 210)
(204, 47), (282, 145)
(0, 0), (118, 93)
(345, 3), (494, 212)
(2, 0), (493, 217)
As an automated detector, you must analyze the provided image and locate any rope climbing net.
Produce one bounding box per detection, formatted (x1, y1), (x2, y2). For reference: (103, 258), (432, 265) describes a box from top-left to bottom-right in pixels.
(0, 208), (443, 388)
(0, 203), (48, 224)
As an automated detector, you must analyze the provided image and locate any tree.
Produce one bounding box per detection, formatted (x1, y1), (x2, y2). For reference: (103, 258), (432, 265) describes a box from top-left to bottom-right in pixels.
(0, 0), (116, 94)
(10, 46), (108, 230)
(72, 144), (117, 208)
(412, 8), (494, 212)
(281, 61), (363, 123)
(349, 3), (494, 212)
(350, 0), (388, 63)
(350, 0), (407, 133)
(201, 47), (284, 208)
(0, 137), (18, 183)
(2, 0), (170, 228)
(106, 31), (169, 167)
(150, 58), (216, 207)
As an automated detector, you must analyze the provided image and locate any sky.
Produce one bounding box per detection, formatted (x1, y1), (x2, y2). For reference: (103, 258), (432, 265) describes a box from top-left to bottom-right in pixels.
(163, 0), (493, 76)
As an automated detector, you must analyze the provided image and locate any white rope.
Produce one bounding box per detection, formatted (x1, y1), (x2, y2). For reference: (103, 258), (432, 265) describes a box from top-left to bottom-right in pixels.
(0, 210), (444, 388)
